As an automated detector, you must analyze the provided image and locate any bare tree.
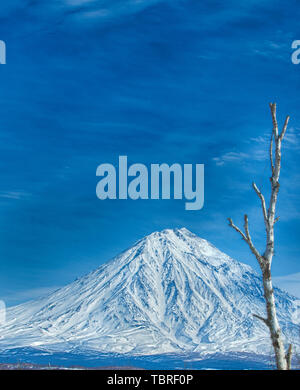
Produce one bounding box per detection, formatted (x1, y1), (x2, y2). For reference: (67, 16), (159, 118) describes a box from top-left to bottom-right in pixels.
(228, 103), (292, 370)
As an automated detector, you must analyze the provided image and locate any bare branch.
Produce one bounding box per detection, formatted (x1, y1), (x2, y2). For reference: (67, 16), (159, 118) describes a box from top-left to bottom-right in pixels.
(266, 111), (289, 227)
(244, 215), (264, 265)
(227, 218), (248, 243)
(279, 115), (290, 140)
(243, 214), (251, 240)
(228, 215), (263, 266)
(252, 182), (269, 229)
(270, 132), (274, 175)
(253, 313), (269, 327)
(269, 102), (278, 139)
(274, 216), (280, 224)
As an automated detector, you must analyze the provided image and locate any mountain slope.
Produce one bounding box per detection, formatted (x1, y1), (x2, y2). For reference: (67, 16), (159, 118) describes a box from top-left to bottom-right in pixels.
(0, 228), (299, 355)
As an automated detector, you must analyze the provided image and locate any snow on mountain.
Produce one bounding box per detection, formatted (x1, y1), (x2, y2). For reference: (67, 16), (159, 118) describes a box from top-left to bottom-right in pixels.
(0, 228), (299, 355)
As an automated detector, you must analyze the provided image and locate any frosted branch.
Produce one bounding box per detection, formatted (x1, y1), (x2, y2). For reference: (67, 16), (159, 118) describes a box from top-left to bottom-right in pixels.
(269, 103), (279, 139)
(279, 116), (290, 141)
(252, 182), (269, 229)
(253, 313), (269, 327)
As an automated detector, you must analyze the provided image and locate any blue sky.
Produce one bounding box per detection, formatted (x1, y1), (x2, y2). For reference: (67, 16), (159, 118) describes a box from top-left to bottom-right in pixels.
(0, 0), (300, 305)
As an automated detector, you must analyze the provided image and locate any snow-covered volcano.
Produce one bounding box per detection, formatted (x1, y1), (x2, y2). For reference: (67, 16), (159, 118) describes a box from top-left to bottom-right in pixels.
(0, 228), (299, 355)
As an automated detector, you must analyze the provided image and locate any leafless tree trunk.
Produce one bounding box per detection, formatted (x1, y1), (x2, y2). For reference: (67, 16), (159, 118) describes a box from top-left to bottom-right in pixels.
(228, 103), (292, 370)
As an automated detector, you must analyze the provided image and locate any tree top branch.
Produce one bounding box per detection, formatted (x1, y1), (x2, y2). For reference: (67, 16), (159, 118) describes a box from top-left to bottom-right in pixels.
(269, 102), (278, 139)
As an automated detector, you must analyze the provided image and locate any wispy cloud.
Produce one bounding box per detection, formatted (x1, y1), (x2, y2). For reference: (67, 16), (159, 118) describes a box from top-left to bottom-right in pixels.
(212, 151), (249, 166)
(250, 126), (300, 150)
(250, 40), (288, 61)
(213, 124), (299, 167)
(3, 0), (169, 25)
(0, 191), (31, 200)
(284, 127), (300, 150)
(2, 0), (284, 32)
(273, 273), (300, 298)
(2, 286), (60, 307)
(212, 149), (268, 166)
